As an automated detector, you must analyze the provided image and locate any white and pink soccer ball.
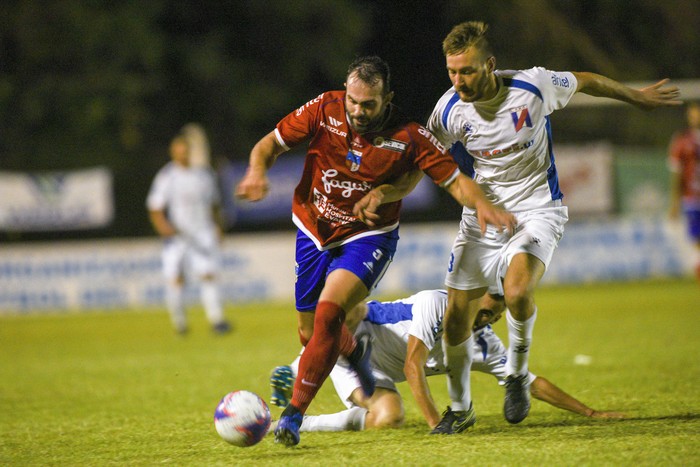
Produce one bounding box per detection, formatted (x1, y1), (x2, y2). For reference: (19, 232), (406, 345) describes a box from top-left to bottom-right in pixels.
(214, 390), (271, 447)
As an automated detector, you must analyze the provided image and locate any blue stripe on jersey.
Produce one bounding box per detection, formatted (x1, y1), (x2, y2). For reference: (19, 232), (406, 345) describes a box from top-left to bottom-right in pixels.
(441, 92), (461, 130)
(365, 300), (414, 325)
(502, 78), (544, 102)
(544, 116), (563, 200)
(449, 141), (475, 178)
(475, 333), (488, 359)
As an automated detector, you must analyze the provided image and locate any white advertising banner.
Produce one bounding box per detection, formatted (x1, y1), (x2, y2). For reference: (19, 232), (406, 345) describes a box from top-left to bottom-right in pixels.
(0, 167), (114, 231)
(0, 219), (693, 313)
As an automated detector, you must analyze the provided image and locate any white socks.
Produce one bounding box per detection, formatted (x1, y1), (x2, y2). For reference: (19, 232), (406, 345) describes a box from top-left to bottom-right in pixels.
(200, 280), (224, 324)
(165, 283), (186, 331)
(506, 307), (537, 376)
(442, 334), (474, 412)
(300, 406), (368, 432)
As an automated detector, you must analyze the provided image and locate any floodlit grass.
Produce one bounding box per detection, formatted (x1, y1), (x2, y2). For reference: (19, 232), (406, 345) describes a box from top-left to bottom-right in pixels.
(1, 279), (698, 466)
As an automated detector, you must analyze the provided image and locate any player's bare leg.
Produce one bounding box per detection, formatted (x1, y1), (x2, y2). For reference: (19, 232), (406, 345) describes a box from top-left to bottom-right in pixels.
(432, 286), (484, 434)
(199, 273), (230, 334)
(165, 276), (187, 334)
(502, 252), (545, 424)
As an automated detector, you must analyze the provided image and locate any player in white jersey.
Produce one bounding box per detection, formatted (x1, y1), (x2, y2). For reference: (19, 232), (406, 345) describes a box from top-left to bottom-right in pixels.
(422, 21), (682, 431)
(146, 135), (231, 335)
(270, 290), (625, 432)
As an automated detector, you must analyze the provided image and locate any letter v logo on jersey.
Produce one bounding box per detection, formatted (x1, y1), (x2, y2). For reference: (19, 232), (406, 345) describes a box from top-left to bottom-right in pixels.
(329, 116), (344, 127)
(510, 107), (532, 132)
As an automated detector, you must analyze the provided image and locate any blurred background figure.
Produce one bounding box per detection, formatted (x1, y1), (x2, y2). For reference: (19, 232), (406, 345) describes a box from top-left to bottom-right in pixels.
(668, 101), (700, 284)
(146, 132), (231, 335)
(181, 123), (212, 168)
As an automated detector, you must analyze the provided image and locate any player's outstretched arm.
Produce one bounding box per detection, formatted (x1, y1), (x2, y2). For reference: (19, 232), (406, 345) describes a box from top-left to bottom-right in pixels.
(530, 376), (626, 419)
(573, 72), (682, 110)
(404, 336), (442, 429)
(353, 169), (424, 226)
(445, 173), (517, 236)
(235, 131), (287, 202)
(148, 209), (177, 238)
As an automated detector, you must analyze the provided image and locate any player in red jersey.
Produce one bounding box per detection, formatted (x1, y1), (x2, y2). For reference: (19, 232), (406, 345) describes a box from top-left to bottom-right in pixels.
(236, 56), (516, 446)
(669, 101), (700, 283)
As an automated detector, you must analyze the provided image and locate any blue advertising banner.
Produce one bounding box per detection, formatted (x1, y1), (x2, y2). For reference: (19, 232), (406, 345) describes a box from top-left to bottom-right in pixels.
(218, 153), (440, 226)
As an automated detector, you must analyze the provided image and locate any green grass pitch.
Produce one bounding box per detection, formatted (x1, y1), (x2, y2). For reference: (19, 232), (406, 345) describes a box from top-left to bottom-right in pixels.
(1, 279), (698, 465)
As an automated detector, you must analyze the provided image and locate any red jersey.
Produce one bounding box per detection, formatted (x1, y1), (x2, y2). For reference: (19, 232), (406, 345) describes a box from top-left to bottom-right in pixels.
(669, 129), (700, 208)
(275, 90), (460, 250)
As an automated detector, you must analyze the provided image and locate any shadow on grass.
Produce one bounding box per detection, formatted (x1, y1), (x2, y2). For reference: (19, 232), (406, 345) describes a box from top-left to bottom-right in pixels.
(467, 411), (700, 435)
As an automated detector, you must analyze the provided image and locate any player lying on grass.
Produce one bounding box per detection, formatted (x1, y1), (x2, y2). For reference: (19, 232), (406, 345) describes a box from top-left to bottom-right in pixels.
(270, 289), (625, 432)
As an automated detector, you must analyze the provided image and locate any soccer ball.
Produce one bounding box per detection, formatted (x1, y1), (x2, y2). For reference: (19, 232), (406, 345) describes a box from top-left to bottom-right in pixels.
(214, 390), (272, 447)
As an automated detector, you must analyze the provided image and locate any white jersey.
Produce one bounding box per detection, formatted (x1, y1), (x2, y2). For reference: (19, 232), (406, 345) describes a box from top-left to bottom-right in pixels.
(426, 67), (578, 212)
(296, 289), (536, 407)
(354, 290), (532, 384)
(146, 162), (221, 238)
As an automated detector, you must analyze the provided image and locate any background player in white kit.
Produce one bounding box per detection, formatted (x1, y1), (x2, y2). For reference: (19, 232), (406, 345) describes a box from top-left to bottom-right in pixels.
(146, 134), (231, 335)
(269, 290), (625, 432)
(425, 21), (681, 431)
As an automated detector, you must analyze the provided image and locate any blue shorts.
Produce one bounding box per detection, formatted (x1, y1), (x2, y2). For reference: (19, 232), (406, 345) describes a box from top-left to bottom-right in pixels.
(295, 229), (399, 312)
(686, 209), (700, 241)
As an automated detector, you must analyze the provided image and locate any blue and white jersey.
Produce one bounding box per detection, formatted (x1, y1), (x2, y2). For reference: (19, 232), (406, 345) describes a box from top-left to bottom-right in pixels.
(357, 289), (530, 384)
(146, 162), (221, 238)
(427, 67), (578, 212)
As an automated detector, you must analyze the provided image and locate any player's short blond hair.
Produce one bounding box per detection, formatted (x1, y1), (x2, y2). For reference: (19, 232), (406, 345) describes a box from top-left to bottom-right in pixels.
(442, 21), (493, 59)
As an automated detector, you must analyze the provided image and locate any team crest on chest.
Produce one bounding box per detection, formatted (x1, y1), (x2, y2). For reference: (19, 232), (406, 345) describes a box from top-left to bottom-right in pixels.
(509, 105), (533, 132)
(462, 122), (476, 137)
(346, 149), (363, 172)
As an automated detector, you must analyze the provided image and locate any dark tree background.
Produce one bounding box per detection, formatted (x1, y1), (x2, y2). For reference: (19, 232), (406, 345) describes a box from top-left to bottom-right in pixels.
(1, 0), (698, 239)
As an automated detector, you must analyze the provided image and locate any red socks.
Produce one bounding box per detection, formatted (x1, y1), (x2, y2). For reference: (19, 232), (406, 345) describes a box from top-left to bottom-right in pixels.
(291, 301), (356, 413)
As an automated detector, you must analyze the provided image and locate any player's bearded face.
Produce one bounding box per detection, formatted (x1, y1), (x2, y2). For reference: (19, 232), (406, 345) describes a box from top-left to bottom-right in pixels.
(446, 49), (495, 103)
(345, 75), (393, 134)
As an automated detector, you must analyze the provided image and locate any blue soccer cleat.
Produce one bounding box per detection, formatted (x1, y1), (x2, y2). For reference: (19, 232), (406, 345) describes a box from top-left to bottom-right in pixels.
(274, 406), (303, 446)
(346, 333), (376, 397)
(270, 365), (295, 407)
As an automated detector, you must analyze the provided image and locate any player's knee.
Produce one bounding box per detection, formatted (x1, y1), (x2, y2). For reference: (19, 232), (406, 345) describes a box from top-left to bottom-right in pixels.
(297, 327), (311, 346)
(504, 286), (533, 313)
(444, 318), (471, 346)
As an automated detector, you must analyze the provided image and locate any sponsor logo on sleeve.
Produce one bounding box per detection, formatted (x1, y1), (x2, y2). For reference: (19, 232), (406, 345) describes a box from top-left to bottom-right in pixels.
(550, 73), (571, 88)
(295, 93), (325, 116)
(417, 127), (446, 153)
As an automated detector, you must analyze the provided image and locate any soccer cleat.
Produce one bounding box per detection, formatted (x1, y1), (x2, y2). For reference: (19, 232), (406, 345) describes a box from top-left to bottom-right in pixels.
(270, 365), (295, 407)
(504, 374), (531, 424)
(430, 405), (476, 434)
(212, 320), (232, 335)
(346, 333), (376, 397)
(274, 406), (303, 446)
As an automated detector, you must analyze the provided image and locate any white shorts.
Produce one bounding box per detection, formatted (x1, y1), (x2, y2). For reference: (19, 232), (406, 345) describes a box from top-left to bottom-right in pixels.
(445, 205), (568, 295)
(161, 231), (220, 281)
(329, 360), (399, 409)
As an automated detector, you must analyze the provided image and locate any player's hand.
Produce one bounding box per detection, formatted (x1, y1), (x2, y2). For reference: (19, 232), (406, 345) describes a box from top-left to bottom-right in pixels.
(235, 168), (269, 201)
(588, 410), (627, 419)
(353, 189), (384, 227)
(474, 200), (517, 236)
(635, 79), (682, 110)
